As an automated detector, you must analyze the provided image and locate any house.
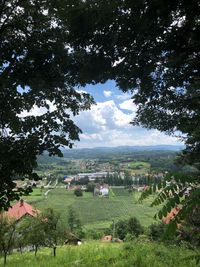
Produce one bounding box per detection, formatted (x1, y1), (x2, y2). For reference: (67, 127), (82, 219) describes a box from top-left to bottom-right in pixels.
(93, 184), (109, 197)
(64, 233), (82, 245)
(100, 187), (109, 197)
(5, 199), (38, 221)
(63, 176), (74, 188)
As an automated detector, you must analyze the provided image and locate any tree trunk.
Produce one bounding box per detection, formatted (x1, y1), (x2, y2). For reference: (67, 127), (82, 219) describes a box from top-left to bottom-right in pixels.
(53, 246), (56, 257)
(34, 245), (38, 256)
(4, 253), (7, 265)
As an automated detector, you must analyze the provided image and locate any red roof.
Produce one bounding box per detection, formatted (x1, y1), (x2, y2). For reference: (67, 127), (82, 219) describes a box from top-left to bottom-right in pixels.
(5, 199), (38, 220)
(162, 206), (181, 224)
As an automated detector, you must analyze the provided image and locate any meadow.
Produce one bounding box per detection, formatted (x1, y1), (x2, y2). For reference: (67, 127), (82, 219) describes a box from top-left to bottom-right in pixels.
(1, 241), (197, 267)
(24, 187), (159, 230)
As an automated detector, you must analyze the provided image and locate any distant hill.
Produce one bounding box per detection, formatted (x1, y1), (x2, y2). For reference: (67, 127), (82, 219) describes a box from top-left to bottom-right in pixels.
(61, 145), (184, 159)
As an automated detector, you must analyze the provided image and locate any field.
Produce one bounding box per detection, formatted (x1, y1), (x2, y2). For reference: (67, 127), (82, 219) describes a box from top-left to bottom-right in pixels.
(1, 241), (197, 267)
(24, 187), (158, 230)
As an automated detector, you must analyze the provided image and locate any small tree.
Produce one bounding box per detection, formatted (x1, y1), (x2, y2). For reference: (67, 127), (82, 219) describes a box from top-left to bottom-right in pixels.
(20, 216), (46, 256)
(114, 220), (128, 240)
(67, 207), (83, 238)
(114, 217), (143, 240)
(148, 223), (166, 241)
(86, 183), (95, 193)
(74, 188), (83, 197)
(0, 214), (16, 265)
(42, 208), (63, 257)
(127, 217), (144, 237)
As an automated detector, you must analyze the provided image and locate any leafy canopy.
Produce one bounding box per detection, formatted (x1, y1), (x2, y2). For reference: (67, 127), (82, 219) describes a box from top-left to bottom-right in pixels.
(0, 0), (94, 209)
(66, 0), (200, 168)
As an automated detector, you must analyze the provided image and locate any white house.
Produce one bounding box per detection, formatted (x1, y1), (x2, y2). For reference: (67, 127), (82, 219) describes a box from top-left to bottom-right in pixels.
(100, 187), (109, 197)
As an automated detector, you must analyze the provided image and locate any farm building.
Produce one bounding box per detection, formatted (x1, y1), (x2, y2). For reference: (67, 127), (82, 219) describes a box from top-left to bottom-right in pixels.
(5, 199), (38, 221)
(94, 184), (109, 197)
(100, 187), (109, 197)
(63, 176), (74, 188)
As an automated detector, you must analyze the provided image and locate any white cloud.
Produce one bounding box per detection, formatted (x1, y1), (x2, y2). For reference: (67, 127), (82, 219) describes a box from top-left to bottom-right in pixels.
(77, 128), (181, 148)
(115, 93), (132, 101)
(76, 89), (88, 94)
(19, 100), (56, 117)
(74, 100), (134, 133)
(119, 99), (138, 113)
(103, 90), (112, 97)
(74, 99), (182, 148)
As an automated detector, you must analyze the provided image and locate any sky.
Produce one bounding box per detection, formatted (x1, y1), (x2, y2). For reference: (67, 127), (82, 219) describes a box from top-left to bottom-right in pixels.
(73, 80), (183, 148)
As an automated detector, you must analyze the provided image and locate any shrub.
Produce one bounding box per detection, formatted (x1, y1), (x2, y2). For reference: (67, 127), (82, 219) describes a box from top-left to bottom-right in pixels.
(148, 223), (166, 241)
(74, 188), (83, 197)
(86, 183), (96, 192)
(127, 217), (144, 237)
(114, 217), (143, 240)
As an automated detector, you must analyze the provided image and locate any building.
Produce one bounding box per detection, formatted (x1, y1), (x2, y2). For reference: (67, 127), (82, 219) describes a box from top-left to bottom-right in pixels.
(63, 176), (74, 188)
(100, 187), (109, 197)
(5, 199), (38, 221)
(94, 184), (109, 197)
(75, 172), (114, 181)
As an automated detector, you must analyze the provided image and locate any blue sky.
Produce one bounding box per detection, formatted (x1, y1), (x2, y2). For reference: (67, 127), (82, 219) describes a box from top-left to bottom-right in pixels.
(19, 80), (183, 148)
(73, 80), (183, 148)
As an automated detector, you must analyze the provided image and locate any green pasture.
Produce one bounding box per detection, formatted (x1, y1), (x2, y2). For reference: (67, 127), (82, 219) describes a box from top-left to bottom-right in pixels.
(24, 187), (159, 230)
(126, 161), (151, 175)
(1, 241), (197, 267)
(128, 161), (150, 169)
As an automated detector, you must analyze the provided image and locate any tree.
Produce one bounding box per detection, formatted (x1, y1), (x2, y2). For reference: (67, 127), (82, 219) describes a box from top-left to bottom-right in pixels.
(0, 0), (94, 210)
(41, 208), (63, 257)
(148, 223), (167, 241)
(113, 217), (143, 240)
(0, 214), (16, 265)
(127, 217), (144, 238)
(74, 188), (83, 197)
(17, 216), (46, 256)
(67, 207), (83, 237)
(124, 170), (132, 186)
(86, 182), (95, 192)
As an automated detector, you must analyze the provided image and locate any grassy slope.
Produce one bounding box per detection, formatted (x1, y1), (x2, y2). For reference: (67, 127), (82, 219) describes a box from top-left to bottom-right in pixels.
(24, 188), (158, 229)
(1, 241), (197, 267)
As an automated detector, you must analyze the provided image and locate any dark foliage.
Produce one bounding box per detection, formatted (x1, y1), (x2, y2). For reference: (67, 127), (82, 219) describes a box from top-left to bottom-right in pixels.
(113, 217), (143, 240)
(74, 188), (83, 197)
(0, 0), (94, 209)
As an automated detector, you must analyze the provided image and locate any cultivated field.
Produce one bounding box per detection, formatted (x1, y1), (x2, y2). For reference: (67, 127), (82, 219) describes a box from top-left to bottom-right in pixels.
(24, 187), (158, 230)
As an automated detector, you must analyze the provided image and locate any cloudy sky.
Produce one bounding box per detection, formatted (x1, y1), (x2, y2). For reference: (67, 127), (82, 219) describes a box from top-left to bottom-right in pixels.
(73, 80), (183, 148)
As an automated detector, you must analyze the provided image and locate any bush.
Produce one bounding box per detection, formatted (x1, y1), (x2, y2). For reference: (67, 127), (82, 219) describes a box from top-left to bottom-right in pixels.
(74, 188), (83, 197)
(85, 229), (103, 240)
(148, 223), (166, 241)
(113, 217), (143, 240)
(114, 220), (128, 240)
(86, 183), (96, 192)
(127, 217), (144, 237)
(124, 233), (136, 242)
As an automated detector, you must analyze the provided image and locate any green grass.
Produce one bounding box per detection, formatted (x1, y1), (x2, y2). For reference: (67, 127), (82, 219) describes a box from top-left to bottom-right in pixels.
(128, 161), (150, 169)
(1, 241), (198, 267)
(112, 187), (131, 196)
(25, 187), (159, 229)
